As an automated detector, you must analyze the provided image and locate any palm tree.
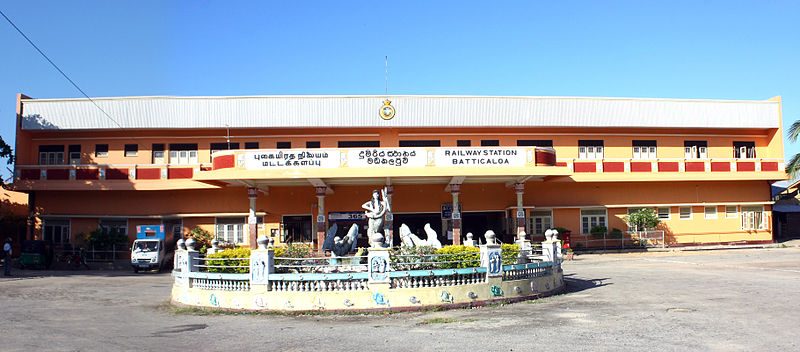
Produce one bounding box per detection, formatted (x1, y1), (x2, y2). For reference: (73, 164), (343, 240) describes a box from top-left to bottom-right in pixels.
(789, 120), (800, 177)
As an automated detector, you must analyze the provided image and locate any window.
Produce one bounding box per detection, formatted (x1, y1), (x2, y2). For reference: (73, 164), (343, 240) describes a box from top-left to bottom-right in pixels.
(276, 141), (291, 149)
(581, 209), (606, 234)
(733, 141), (756, 159)
(633, 140), (657, 159)
(282, 215), (313, 243)
(215, 217), (245, 244)
(305, 141), (320, 148)
(39, 145), (65, 165)
(95, 144), (109, 158)
(704, 206), (717, 219)
(530, 210), (552, 235)
(168, 144), (198, 165)
(210, 142), (240, 161)
(457, 140), (471, 147)
(578, 140), (604, 160)
(244, 142), (260, 149)
(741, 205), (767, 230)
(399, 140), (441, 147)
(43, 219), (70, 244)
(657, 207), (670, 220)
(338, 141), (380, 148)
(124, 144), (138, 157)
(679, 207), (692, 219)
(517, 140), (553, 147)
(725, 206), (738, 218)
(68, 145), (81, 165)
(152, 144), (165, 164)
(684, 141), (708, 159)
(480, 140), (499, 147)
(99, 219), (127, 236)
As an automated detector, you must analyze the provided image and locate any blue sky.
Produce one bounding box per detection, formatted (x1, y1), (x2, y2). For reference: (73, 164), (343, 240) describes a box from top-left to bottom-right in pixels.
(1, 1), (798, 176)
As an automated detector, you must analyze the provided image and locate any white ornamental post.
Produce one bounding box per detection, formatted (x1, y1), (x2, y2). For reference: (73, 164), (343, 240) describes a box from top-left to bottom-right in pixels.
(250, 235), (274, 292)
(480, 230), (503, 278)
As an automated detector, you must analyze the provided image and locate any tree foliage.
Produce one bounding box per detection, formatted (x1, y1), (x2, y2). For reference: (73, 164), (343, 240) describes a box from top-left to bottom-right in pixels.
(788, 120), (800, 178)
(624, 208), (661, 232)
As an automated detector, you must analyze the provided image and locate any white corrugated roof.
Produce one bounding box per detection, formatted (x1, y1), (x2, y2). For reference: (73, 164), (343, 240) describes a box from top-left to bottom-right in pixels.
(20, 95), (781, 130)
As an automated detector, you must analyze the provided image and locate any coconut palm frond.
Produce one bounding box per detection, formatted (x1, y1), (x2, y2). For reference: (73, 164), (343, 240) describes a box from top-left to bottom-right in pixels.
(786, 153), (800, 178)
(789, 120), (800, 143)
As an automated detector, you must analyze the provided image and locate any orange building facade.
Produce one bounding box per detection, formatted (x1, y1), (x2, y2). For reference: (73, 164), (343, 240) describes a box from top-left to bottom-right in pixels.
(11, 94), (787, 250)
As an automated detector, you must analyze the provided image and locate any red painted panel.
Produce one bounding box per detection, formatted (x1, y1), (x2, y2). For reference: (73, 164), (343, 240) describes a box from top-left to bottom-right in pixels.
(555, 162), (568, 167)
(136, 168), (161, 180)
(168, 168), (193, 179)
(761, 162), (779, 172)
(106, 168), (129, 180)
(534, 149), (556, 166)
(737, 162), (755, 172)
(602, 162), (625, 172)
(213, 154), (235, 170)
(76, 169), (99, 180)
(20, 169), (40, 180)
(658, 162), (679, 172)
(685, 162), (705, 172)
(711, 162), (730, 172)
(574, 162), (597, 173)
(47, 169), (69, 180)
(630, 162), (651, 172)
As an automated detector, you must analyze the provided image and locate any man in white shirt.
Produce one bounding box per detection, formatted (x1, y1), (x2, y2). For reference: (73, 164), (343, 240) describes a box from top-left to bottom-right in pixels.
(3, 237), (12, 276)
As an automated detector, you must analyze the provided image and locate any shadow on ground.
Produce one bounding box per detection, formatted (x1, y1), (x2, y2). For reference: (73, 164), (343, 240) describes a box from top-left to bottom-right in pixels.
(563, 273), (611, 294)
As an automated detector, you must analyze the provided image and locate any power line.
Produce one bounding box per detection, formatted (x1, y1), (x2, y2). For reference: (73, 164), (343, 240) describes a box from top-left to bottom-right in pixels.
(0, 8), (123, 128)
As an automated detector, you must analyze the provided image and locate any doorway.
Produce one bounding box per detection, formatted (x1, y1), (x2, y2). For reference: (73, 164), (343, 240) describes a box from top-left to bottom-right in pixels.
(462, 211), (507, 244)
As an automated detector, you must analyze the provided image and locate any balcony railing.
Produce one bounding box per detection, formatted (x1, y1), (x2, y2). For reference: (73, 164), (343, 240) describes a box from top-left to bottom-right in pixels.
(15, 163), (213, 181)
(560, 158), (784, 174)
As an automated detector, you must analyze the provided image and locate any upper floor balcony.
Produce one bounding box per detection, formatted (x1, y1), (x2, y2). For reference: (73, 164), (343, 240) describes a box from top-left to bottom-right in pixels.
(11, 146), (786, 191)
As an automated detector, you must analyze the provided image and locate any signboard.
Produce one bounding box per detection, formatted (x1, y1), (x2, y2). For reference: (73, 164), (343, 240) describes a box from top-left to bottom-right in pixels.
(441, 203), (462, 220)
(434, 148), (528, 167)
(346, 148), (427, 168)
(244, 150), (339, 169)
(328, 212), (367, 221)
(241, 147), (532, 170)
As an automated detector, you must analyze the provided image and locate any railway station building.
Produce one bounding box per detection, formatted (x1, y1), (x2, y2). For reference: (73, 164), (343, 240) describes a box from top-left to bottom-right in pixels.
(11, 94), (787, 250)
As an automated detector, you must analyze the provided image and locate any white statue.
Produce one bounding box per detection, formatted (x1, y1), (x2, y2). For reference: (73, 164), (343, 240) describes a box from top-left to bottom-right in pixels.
(398, 223), (442, 249)
(424, 223), (443, 249)
(362, 188), (389, 248)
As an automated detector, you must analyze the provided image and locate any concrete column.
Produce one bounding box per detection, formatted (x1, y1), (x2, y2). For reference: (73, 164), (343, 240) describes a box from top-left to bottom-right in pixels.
(315, 186), (327, 253)
(480, 231), (502, 278)
(247, 187), (258, 249)
(514, 182), (526, 237)
(450, 184), (461, 245)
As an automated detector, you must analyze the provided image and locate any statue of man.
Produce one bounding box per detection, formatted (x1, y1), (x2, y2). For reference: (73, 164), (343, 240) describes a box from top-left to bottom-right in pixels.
(362, 188), (389, 247)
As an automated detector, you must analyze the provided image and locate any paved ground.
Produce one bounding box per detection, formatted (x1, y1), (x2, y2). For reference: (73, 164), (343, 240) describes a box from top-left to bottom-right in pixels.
(2, 248), (799, 352)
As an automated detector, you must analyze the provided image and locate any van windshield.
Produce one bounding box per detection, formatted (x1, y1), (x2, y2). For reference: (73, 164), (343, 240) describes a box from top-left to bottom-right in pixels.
(134, 241), (159, 252)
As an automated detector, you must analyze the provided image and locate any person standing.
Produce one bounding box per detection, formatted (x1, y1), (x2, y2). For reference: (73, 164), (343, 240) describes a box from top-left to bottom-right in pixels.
(2, 237), (12, 276)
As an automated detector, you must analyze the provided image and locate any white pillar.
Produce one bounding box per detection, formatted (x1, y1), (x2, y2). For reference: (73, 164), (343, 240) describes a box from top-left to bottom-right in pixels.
(248, 187), (258, 249)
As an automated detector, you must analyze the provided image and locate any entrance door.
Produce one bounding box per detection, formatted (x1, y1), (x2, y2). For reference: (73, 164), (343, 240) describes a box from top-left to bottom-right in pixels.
(162, 218), (183, 248)
(282, 215), (313, 244)
(462, 211), (507, 244)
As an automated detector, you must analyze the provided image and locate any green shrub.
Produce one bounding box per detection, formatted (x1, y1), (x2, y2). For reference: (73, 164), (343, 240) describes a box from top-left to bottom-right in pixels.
(501, 243), (520, 265)
(206, 247), (250, 273)
(609, 228), (624, 239)
(390, 245), (438, 270)
(624, 208), (661, 232)
(81, 228), (128, 250)
(435, 245), (480, 269)
(590, 225), (607, 239)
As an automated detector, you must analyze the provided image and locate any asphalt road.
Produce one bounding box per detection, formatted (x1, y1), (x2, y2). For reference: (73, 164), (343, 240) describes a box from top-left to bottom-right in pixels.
(2, 248), (799, 352)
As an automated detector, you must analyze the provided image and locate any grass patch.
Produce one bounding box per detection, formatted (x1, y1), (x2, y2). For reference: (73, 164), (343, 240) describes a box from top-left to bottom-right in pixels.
(418, 317), (475, 325)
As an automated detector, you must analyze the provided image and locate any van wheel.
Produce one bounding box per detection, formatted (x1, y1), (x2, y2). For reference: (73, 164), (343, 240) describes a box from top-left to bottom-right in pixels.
(134, 267), (139, 273)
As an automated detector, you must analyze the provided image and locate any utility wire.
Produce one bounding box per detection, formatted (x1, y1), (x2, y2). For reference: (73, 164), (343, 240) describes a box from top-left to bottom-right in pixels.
(0, 8), (123, 128)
